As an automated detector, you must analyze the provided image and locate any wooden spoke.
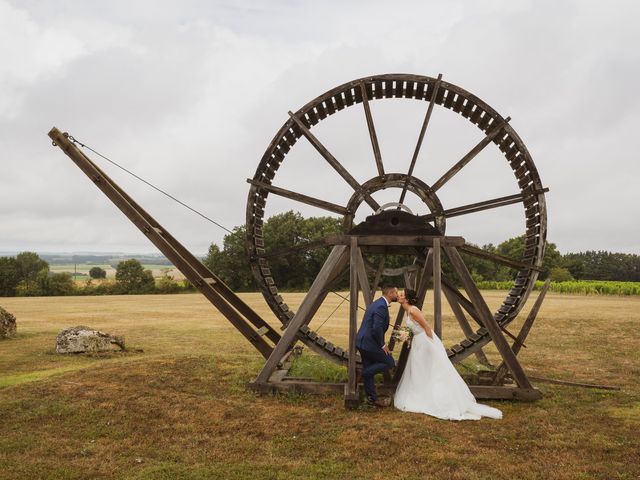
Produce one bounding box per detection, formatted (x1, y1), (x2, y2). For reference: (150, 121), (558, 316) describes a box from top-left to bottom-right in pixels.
(431, 116), (511, 192)
(421, 188), (549, 222)
(359, 82), (384, 176)
(399, 74), (442, 205)
(459, 244), (543, 272)
(247, 179), (348, 216)
(260, 238), (328, 259)
(288, 111), (380, 211)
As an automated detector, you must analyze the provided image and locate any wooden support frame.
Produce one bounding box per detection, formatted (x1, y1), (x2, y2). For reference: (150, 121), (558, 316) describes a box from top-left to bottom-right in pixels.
(443, 246), (536, 393)
(253, 245), (349, 384)
(493, 279), (551, 385)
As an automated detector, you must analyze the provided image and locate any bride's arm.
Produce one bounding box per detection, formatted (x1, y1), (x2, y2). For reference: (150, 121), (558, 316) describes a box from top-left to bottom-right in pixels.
(409, 307), (434, 339)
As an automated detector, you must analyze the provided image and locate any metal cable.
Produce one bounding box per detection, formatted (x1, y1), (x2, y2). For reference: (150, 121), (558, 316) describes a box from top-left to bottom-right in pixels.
(69, 137), (233, 234)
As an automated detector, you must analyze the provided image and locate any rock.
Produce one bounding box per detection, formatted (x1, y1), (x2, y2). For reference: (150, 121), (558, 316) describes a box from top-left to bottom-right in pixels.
(0, 307), (17, 338)
(56, 325), (125, 354)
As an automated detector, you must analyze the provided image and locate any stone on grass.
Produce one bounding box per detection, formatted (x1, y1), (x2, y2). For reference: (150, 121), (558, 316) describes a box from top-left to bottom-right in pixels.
(0, 307), (17, 338)
(56, 325), (125, 354)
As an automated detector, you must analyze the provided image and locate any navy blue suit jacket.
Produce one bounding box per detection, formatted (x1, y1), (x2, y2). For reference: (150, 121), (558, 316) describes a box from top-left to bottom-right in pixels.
(356, 296), (390, 352)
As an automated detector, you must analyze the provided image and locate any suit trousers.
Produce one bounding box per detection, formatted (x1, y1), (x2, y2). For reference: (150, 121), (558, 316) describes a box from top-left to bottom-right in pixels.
(358, 347), (396, 401)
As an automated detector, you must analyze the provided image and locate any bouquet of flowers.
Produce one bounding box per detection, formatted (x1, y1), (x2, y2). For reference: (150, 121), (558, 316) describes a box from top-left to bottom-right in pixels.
(391, 326), (412, 343)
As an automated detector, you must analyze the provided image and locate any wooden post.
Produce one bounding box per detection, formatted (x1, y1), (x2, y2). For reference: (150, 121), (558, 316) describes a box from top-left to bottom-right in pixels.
(254, 245), (349, 384)
(345, 237), (360, 409)
(493, 279), (551, 385)
(443, 246), (533, 390)
(432, 238), (442, 339)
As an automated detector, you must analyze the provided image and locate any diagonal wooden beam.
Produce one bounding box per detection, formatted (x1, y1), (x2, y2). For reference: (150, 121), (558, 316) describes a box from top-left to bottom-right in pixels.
(247, 179), (348, 216)
(399, 74), (442, 205)
(493, 279), (551, 385)
(359, 82), (384, 177)
(443, 246), (533, 389)
(431, 116), (511, 192)
(442, 286), (491, 365)
(288, 111), (380, 211)
(354, 245), (373, 307)
(255, 245), (350, 383)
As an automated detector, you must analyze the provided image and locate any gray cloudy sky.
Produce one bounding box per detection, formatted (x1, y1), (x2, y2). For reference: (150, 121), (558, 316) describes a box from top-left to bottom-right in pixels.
(1, 0), (639, 256)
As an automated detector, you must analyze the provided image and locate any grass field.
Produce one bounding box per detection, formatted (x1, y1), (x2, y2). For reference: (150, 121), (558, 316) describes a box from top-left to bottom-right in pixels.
(0, 291), (638, 479)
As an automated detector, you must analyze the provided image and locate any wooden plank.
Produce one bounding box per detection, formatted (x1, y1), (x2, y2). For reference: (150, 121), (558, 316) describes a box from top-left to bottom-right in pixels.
(288, 111), (380, 211)
(359, 82), (384, 176)
(433, 237), (442, 339)
(431, 117), (511, 192)
(444, 246), (533, 390)
(254, 245), (350, 383)
(399, 73), (442, 204)
(246, 179), (348, 215)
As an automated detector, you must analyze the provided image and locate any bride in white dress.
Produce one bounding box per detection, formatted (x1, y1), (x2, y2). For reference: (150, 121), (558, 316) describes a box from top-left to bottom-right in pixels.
(394, 289), (502, 420)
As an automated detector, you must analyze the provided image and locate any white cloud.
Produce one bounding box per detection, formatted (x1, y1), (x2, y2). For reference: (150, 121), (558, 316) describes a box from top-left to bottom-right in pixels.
(0, 0), (639, 255)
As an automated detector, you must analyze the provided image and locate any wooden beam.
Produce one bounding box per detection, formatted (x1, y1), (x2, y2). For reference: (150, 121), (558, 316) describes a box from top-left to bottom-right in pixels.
(354, 245), (373, 307)
(421, 188), (549, 222)
(49, 128), (278, 359)
(459, 244), (543, 272)
(346, 237), (360, 408)
(247, 179), (348, 216)
(431, 117), (511, 192)
(399, 73), (442, 204)
(359, 82), (384, 177)
(493, 279), (550, 384)
(433, 238), (442, 339)
(370, 257), (385, 299)
(254, 245), (349, 383)
(442, 287), (491, 365)
(326, 235), (465, 247)
(288, 111), (380, 211)
(444, 246), (533, 390)
(259, 239), (327, 259)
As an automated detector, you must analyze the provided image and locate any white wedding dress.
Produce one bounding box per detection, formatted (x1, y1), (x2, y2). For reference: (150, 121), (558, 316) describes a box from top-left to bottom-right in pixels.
(394, 307), (502, 420)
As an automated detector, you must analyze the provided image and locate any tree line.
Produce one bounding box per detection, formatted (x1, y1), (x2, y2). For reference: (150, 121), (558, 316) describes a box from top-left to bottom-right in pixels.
(202, 211), (640, 290)
(0, 254), (194, 297)
(2, 211), (638, 297)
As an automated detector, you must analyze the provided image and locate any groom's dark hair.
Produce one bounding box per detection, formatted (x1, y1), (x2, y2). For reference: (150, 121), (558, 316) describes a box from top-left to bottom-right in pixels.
(381, 284), (396, 295)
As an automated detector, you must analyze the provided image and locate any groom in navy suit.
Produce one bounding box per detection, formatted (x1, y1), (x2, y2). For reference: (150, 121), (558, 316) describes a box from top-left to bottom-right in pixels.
(356, 284), (398, 406)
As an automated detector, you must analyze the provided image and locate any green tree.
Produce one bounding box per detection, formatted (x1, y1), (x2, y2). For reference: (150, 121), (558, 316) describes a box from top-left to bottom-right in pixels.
(549, 267), (574, 282)
(89, 267), (107, 279)
(15, 252), (48, 290)
(115, 259), (155, 294)
(47, 272), (76, 295)
(156, 275), (180, 293)
(0, 257), (20, 296)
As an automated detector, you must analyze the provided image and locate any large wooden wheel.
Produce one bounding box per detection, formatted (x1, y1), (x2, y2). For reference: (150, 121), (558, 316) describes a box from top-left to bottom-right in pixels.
(246, 73), (547, 365)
